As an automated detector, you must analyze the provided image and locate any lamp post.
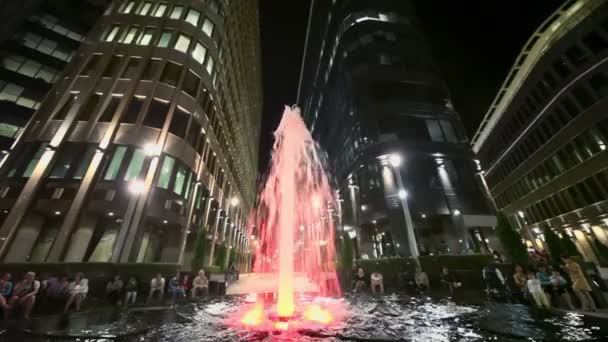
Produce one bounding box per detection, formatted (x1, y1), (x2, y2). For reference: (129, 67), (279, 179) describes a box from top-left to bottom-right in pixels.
(388, 154), (419, 265)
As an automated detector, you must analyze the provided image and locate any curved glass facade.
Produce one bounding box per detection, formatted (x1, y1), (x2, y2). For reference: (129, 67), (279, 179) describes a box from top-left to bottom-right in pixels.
(0, 0), (262, 271)
(300, 0), (496, 258)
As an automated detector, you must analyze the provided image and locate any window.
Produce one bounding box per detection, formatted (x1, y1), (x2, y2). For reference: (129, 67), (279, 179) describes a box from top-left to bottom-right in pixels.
(54, 94), (76, 120)
(142, 59), (162, 80)
(37, 38), (57, 54)
(426, 119), (443, 142)
(19, 60), (41, 77)
(77, 93), (101, 121)
(157, 155), (174, 189)
(49, 144), (79, 178)
(105, 25), (120, 42)
(158, 30), (172, 47)
(202, 18), (214, 37)
(82, 54), (102, 76)
(173, 165), (187, 195)
(122, 57), (141, 79)
(209, 0), (219, 14)
(440, 120), (457, 143)
(174, 34), (191, 53)
(123, 149), (145, 181)
(121, 26), (138, 44)
(72, 145), (96, 179)
(160, 61), (182, 87)
(0, 83), (24, 102)
(170, 5), (183, 19)
(103, 55), (124, 77)
(37, 66), (57, 83)
(153, 3), (167, 17)
(182, 70), (200, 98)
(122, 1), (136, 13)
(143, 98), (169, 128)
(206, 57), (214, 74)
(185, 9), (200, 27)
(121, 96), (144, 123)
(0, 123), (20, 138)
(98, 95), (122, 122)
(138, 2), (152, 15)
(104, 146), (127, 180)
(137, 27), (154, 45)
(192, 42), (206, 64)
(22, 146), (45, 178)
(169, 107), (189, 137)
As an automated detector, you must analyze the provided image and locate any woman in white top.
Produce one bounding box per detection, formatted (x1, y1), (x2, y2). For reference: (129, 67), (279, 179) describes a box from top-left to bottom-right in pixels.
(64, 272), (88, 312)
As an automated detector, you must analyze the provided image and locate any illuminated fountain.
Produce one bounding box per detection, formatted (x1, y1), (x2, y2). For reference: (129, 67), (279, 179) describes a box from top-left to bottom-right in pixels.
(228, 106), (345, 332)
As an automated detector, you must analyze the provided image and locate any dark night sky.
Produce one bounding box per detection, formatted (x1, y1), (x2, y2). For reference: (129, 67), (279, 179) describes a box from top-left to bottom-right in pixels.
(257, 0), (566, 172)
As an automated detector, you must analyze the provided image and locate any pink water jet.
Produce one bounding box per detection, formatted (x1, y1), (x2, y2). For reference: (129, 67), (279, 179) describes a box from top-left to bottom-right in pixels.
(228, 106), (344, 332)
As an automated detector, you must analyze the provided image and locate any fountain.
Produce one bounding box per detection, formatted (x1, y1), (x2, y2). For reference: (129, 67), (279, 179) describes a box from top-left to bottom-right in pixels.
(227, 105), (345, 332)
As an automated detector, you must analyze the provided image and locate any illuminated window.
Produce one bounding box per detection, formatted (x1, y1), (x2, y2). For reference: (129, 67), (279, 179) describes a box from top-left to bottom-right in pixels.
(153, 3), (167, 17)
(121, 26), (138, 44)
(105, 25), (120, 41)
(170, 5), (183, 19)
(22, 146), (45, 178)
(123, 149), (146, 181)
(137, 27), (154, 45)
(202, 18), (214, 37)
(173, 165), (187, 195)
(192, 42), (206, 63)
(174, 34), (191, 53)
(157, 155), (175, 189)
(206, 57), (214, 74)
(0, 123), (20, 138)
(138, 2), (152, 16)
(122, 1), (136, 14)
(0, 83), (24, 102)
(185, 9), (200, 27)
(104, 145), (127, 180)
(158, 30), (172, 47)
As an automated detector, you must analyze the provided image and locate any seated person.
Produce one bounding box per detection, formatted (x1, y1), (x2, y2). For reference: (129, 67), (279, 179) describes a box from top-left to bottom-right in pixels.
(550, 270), (574, 310)
(168, 273), (185, 304)
(536, 266), (553, 298)
(0, 273), (14, 319)
(414, 268), (430, 292)
(9, 272), (40, 319)
(106, 275), (123, 306)
(64, 273), (88, 312)
(147, 273), (165, 304)
(191, 271), (209, 298)
(370, 272), (384, 294)
(45, 274), (69, 301)
(353, 268), (367, 293)
(124, 276), (138, 306)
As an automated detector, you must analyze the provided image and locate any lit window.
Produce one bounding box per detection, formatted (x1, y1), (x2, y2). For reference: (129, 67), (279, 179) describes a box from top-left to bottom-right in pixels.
(22, 33), (42, 49)
(153, 3), (167, 17)
(0, 83), (24, 101)
(138, 2), (152, 15)
(174, 34), (191, 53)
(123, 149), (146, 181)
(122, 1), (136, 14)
(137, 27), (154, 45)
(122, 26), (138, 44)
(2, 55), (24, 71)
(0, 123), (20, 138)
(206, 57), (214, 74)
(170, 5), (183, 19)
(158, 30), (172, 47)
(37, 66), (57, 83)
(157, 155), (175, 189)
(37, 39), (57, 54)
(173, 165), (187, 195)
(22, 146), (45, 178)
(72, 146), (96, 179)
(192, 42), (206, 64)
(105, 25), (120, 42)
(202, 18), (214, 37)
(185, 9), (200, 27)
(104, 146), (127, 180)
(19, 60), (41, 77)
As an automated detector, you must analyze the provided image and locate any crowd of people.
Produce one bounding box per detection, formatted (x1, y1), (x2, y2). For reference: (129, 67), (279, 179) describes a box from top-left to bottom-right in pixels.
(512, 256), (598, 311)
(0, 269), (212, 320)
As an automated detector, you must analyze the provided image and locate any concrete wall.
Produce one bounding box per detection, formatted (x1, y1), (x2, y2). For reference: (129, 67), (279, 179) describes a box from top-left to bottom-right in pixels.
(4, 213), (44, 262)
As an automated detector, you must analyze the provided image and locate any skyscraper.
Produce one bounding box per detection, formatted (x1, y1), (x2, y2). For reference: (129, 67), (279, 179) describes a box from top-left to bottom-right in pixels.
(0, 1), (106, 151)
(299, 0), (496, 259)
(473, 0), (608, 263)
(0, 0), (262, 271)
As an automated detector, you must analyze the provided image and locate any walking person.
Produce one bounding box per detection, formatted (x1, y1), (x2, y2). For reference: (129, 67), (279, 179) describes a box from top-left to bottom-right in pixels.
(527, 271), (550, 309)
(124, 276), (138, 307)
(562, 257), (597, 311)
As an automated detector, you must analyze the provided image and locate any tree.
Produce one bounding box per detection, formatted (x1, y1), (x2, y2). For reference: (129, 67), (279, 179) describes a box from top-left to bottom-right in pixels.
(191, 230), (209, 272)
(496, 212), (529, 264)
(561, 235), (581, 258)
(216, 244), (227, 270)
(544, 227), (566, 261)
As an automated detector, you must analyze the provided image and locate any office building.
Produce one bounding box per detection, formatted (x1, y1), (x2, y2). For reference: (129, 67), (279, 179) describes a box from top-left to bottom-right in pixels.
(299, 0), (497, 259)
(473, 0), (608, 263)
(0, 0), (262, 271)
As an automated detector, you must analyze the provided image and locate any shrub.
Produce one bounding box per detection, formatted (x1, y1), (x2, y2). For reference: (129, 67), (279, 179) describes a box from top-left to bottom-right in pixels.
(191, 231), (210, 272)
(496, 212), (529, 264)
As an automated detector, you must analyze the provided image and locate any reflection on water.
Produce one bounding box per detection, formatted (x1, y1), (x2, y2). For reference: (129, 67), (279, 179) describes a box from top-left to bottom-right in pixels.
(5, 295), (607, 341)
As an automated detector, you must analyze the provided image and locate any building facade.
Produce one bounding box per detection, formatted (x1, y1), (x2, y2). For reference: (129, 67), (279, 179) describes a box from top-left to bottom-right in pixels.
(0, 0), (262, 271)
(0, 1), (105, 151)
(473, 0), (608, 263)
(299, 0), (496, 259)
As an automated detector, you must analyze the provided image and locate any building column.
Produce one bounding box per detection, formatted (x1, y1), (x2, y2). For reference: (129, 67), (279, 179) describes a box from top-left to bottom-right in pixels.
(63, 213), (97, 262)
(4, 212), (45, 262)
(207, 208), (224, 266)
(177, 182), (200, 265)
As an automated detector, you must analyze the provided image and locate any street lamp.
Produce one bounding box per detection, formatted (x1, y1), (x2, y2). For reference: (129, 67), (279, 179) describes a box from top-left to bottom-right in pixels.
(128, 180), (145, 194)
(230, 197), (240, 207)
(387, 153), (419, 264)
